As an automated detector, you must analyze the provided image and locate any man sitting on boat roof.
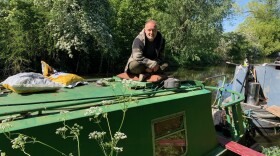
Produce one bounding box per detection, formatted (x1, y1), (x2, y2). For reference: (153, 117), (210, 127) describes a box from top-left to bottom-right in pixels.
(124, 19), (168, 81)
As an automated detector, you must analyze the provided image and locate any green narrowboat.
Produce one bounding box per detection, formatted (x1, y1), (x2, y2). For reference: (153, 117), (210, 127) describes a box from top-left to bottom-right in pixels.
(0, 77), (246, 156)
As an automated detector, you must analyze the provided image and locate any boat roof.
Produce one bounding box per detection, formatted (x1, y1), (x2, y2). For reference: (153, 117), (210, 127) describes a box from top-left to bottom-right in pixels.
(0, 77), (208, 121)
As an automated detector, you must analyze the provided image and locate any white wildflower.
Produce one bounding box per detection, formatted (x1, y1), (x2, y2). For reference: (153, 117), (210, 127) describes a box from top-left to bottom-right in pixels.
(11, 134), (28, 149)
(69, 123), (83, 136)
(114, 132), (127, 140)
(113, 147), (123, 152)
(101, 100), (114, 105)
(84, 107), (103, 117)
(55, 126), (68, 135)
(88, 131), (106, 140)
(0, 122), (12, 130)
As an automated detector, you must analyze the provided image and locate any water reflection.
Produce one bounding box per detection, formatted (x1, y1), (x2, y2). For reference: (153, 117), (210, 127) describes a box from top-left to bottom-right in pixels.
(169, 58), (275, 86)
(168, 65), (236, 86)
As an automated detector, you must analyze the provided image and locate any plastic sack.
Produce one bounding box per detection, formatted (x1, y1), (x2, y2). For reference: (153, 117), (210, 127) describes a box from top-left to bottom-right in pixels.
(41, 61), (87, 88)
(48, 72), (86, 87)
(41, 60), (56, 76)
(1, 72), (63, 93)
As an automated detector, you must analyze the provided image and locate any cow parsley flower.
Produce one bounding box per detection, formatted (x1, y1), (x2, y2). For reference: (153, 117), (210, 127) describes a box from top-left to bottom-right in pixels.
(113, 147), (123, 152)
(88, 131), (106, 140)
(114, 132), (127, 140)
(84, 107), (103, 118)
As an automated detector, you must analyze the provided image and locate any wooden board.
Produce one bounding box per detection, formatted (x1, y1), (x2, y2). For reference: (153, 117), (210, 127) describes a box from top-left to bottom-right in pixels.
(157, 139), (186, 146)
(225, 141), (265, 156)
(266, 105), (280, 118)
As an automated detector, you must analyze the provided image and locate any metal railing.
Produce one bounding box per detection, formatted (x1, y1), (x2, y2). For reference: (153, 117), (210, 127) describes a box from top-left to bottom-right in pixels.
(206, 84), (245, 141)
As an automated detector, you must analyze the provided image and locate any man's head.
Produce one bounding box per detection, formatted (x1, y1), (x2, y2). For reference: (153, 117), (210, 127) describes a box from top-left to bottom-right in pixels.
(144, 20), (157, 42)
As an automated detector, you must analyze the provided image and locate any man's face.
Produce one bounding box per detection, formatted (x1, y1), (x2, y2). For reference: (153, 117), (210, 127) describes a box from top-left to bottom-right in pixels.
(144, 22), (157, 42)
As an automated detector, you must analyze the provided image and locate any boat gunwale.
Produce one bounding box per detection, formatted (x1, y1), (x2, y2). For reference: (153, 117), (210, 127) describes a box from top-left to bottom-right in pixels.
(0, 84), (203, 117)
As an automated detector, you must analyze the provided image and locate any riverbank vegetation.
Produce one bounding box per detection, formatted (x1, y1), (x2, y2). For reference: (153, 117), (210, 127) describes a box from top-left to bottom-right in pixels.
(0, 0), (279, 78)
(262, 146), (280, 156)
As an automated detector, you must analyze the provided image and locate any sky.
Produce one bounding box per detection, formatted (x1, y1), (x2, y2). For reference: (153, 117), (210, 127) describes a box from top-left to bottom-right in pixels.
(223, 0), (251, 32)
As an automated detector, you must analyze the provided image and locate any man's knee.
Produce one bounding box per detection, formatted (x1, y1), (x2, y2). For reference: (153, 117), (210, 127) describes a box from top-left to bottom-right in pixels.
(128, 61), (146, 74)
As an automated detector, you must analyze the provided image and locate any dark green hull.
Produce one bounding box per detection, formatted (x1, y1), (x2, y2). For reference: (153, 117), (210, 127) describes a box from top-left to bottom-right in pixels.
(0, 78), (244, 155)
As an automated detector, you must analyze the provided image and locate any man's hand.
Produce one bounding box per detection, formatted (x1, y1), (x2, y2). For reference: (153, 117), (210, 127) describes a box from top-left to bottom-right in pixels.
(146, 60), (159, 73)
(152, 64), (159, 72)
(145, 65), (159, 73)
(146, 65), (159, 73)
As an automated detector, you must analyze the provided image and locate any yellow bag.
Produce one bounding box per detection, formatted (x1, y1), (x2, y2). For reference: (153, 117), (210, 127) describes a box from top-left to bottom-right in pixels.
(41, 61), (56, 76)
(48, 72), (84, 86)
(41, 61), (87, 87)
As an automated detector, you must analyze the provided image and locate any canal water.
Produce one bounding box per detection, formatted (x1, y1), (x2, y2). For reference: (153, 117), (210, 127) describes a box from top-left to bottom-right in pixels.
(169, 58), (276, 85)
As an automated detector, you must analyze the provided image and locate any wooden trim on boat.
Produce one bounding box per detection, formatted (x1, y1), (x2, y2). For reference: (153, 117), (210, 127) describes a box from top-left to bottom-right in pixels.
(225, 141), (265, 156)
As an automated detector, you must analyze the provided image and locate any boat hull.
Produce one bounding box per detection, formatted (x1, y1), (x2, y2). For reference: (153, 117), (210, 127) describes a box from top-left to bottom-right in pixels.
(0, 83), (226, 156)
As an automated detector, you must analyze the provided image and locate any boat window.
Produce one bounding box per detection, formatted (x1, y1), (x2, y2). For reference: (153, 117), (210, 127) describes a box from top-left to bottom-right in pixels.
(152, 112), (187, 156)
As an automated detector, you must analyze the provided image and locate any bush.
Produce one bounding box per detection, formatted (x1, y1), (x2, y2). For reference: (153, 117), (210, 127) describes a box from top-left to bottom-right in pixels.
(262, 146), (280, 156)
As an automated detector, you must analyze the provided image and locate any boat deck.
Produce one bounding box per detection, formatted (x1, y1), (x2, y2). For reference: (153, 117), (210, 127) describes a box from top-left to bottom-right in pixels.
(0, 78), (205, 126)
(0, 77), (250, 156)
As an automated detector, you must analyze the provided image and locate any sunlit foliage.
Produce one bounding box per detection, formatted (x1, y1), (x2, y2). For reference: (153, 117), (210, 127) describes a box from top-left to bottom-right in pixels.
(152, 0), (233, 65)
(215, 32), (257, 61)
(237, 0), (280, 56)
(3, 0), (270, 77)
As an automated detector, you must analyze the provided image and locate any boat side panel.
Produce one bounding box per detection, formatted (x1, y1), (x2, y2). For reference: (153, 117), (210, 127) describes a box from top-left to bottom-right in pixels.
(0, 91), (219, 156)
(255, 65), (280, 106)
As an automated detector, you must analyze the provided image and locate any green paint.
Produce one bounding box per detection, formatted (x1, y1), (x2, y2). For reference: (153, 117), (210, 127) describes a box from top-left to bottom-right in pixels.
(0, 78), (245, 156)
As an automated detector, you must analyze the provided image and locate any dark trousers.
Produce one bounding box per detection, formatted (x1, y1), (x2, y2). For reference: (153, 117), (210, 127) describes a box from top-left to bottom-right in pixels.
(128, 61), (146, 74)
(128, 61), (167, 75)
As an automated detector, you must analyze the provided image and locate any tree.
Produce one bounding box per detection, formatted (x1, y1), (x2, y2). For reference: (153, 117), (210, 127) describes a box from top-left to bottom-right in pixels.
(0, 0), (47, 75)
(237, 0), (280, 56)
(215, 32), (256, 61)
(43, 0), (116, 73)
(109, 0), (151, 70)
(152, 0), (233, 65)
(0, 0), (117, 75)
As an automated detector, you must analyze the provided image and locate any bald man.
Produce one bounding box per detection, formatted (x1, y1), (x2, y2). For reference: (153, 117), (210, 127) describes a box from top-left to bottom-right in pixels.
(124, 20), (168, 81)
